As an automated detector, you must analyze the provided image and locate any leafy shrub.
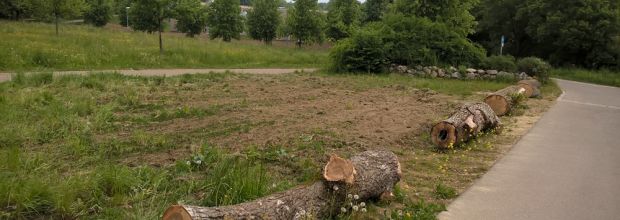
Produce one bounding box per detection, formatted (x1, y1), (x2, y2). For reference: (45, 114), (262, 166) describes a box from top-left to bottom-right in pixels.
(174, 0), (209, 37)
(517, 57), (551, 84)
(481, 55), (517, 72)
(382, 14), (486, 67)
(84, 0), (113, 27)
(330, 23), (389, 73)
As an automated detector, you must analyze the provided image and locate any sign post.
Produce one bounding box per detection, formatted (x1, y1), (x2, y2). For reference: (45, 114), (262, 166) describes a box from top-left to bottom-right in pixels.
(500, 35), (505, 56)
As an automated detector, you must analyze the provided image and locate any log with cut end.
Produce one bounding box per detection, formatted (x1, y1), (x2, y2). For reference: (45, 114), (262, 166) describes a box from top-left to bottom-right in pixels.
(162, 151), (401, 220)
(517, 79), (541, 98)
(431, 102), (501, 149)
(484, 85), (528, 116)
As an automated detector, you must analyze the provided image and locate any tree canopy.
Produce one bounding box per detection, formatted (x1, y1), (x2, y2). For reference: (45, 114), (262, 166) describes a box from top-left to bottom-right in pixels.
(207, 0), (244, 42)
(287, 0), (324, 46)
(247, 0), (280, 44)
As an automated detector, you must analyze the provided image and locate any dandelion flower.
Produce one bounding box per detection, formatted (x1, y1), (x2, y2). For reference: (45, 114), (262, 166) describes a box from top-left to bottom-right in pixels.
(352, 205), (359, 211)
(361, 208), (367, 213)
(341, 207), (347, 213)
(186, 161), (191, 165)
(333, 185), (339, 191)
(347, 194), (352, 199)
(360, 202), (365, 207)
(353, 194), (359, 200)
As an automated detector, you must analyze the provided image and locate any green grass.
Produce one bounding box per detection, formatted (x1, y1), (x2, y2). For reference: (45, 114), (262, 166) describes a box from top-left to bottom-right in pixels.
(552, 68), (620, 87)
(0, 21), (328, 71)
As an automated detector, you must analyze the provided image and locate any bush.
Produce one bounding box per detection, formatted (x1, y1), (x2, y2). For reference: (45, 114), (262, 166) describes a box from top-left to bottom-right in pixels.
(84, 0), (112, 27)
(174, 0), (208, 37)
(481, 55), (517, 72)
(382, 14), (486, 67)
(517, 57), (551, 84)
(330, 24), (389, 73)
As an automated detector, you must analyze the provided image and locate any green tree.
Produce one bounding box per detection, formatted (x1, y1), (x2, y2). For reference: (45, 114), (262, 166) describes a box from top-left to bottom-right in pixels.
(207, 0), (244, 42)
(362, 0), (387, 23)
(0, 0), (34, 20)
(174, 0), (208, 37)
(471, 0), (533, 56)
(115, 0), (132, 27)
(31, 0), (87, 35)
(247, 0), (280, 44)
(518, 0), (620, 68)
(392, 0), (479, 36)
(325, 0), (361, 41)
(130, 0), (173, 53)
(84, 0), (113, 27)
(287, 0), (324, 47)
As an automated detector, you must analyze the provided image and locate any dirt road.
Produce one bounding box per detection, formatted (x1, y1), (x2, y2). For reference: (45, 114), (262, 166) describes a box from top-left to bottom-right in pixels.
(439, 79), (620, 220)
(0, 68), (318, 82)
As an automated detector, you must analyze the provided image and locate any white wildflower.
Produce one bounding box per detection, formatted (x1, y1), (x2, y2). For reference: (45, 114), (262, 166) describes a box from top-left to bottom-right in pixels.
(353, 194), (359, 200)
(186, 161), (191, 165)
(333, 185), (339, 191)
(398, 210), (403, 216)
(361, 208), (367, 213)
(196, 160), (202, 165)
(360, 202), (366, 207)
(352, 205), (359, 211)
(347, 194), (353, 199)
(340, 207), (347, 213)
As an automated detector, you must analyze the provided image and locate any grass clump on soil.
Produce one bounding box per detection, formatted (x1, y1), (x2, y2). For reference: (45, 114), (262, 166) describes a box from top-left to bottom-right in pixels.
(0, 21), (328, 71)
(551, 68), (620, 87)
(0, 71), (559, 219)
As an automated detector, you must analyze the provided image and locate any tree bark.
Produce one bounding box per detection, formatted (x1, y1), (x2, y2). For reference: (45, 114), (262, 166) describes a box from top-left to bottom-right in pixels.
(159, 19), (164, 54)
(162, 151), (402, 220)
(431, 102), (501, 149)
(55, 13), (59, 36)
(484, 85), (528, 116)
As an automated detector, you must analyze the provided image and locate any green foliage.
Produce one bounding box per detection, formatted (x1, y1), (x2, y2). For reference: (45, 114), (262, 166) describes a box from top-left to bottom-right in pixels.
(30, 0), (87, 34)
(207, 0), (244, 42)
(84, 0), (112, 27)
(173, 0), (208, 37)
(384, 200), (446, 220)
(330, 24), (389, 73)
(287, 0), (325, 46)
(434, 183), (457, 199)
(481, 55), (517, 72)
(362, 0), (387, 23)
(392, 0), (479, 36)
(0, 0), (34, 20)
(129, 0), (171, 34)
(115, 0), (132, 26)
(382, 14), (485, 67)
(517, 57), (550, 84)
(474, 0), (620, 68)
(325, 0), (361, 41)
(247, 0), (280, 44)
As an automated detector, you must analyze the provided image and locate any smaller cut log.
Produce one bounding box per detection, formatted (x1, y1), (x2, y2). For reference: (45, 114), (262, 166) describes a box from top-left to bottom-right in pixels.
(484, 85), (527, 116)
(517, 80), (541, 98)
(431, 102), (501, 149)
(162, 151), (401, 220)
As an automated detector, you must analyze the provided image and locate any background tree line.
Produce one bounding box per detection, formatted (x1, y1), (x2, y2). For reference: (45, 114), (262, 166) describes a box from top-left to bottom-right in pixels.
(1, 0), (618, 69)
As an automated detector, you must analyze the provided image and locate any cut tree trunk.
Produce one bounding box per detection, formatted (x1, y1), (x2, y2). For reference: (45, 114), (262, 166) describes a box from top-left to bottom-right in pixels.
(162, 151), (401, 220)
(484, 85), (528, 116)
(517, 80), (541, 98)
(431, 102), (501, 149)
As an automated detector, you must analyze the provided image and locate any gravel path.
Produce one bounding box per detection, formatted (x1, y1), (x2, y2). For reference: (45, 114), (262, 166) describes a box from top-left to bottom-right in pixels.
(0, 68), (318, 83)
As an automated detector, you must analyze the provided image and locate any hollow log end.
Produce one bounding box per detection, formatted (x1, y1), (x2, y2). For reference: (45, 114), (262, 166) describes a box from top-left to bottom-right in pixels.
(431, 122), (457, 149)
(162, 205), (192, 220)
(484, 94), (510, 116)
(323, 154), (356, 184)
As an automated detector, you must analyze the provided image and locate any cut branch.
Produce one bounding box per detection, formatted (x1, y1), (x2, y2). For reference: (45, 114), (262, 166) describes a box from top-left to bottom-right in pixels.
(431, 102), (501, 149)
(163, 151), (401, 220)
(484, 85), (526, 116)
(517, 80), (541, 98)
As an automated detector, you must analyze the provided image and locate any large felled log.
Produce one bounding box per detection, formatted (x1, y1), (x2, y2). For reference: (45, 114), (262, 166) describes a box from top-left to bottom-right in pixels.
(517, 79), (541, 98)
(162, 151), (401, 220)
(484, 85), (528, 116)
(431, 102), (501, 149)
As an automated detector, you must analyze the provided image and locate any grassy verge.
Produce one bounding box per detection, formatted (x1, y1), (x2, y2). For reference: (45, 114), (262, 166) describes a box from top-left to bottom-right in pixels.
(0, 72), (556, 219)
(551, 68), (620, 87)
(0, 21), (328, 71)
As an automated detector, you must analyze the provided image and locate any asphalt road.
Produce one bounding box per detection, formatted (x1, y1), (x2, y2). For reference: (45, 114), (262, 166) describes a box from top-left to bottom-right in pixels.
(0, 68), (317, 83)
(439, 79), (620, 220)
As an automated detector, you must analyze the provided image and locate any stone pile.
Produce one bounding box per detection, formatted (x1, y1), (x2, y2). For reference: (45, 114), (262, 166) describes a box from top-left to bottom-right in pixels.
(390, 64), (531, 80)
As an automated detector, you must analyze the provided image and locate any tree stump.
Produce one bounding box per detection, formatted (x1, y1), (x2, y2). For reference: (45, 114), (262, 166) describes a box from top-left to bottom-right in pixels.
(484, 85), (527, 116)
(431, 102), (501, 149)
(517, 79), (541, 98)
(162, 151), (401, 220)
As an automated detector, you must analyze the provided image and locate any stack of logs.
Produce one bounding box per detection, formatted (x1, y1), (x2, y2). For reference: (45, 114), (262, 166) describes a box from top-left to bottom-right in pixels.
(431, 80), (542, 149)
(163, 151), (402, 220)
